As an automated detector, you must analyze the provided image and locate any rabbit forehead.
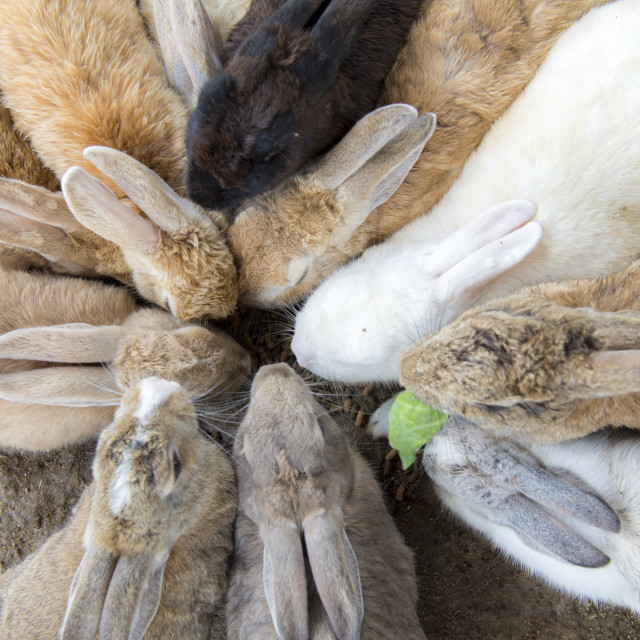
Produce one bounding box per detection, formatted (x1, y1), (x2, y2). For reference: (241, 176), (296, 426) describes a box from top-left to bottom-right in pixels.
(127, 225), (238, 321)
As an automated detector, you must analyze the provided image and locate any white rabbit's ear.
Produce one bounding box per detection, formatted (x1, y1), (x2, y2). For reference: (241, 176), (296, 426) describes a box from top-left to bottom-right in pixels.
(0, 367), (120, 407)
(431, 201), (541, 317)
(312, 104), (420, 189)
(0, 324), (123, 363)
(61, 166), (163, 252)
(153, 0), (223, 107)
(83, 146), (209, 233)
(262, 524), (309, 640)
(60, 546), (117, 639)
(304, 512), (363, 640)
(328, 112), (437, 248)
(99, 552), (168, 640)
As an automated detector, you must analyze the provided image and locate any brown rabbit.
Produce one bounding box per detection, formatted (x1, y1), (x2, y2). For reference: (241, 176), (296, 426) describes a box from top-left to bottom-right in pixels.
(0, 267), (250, 450)
(399, 258), (640, 444)
(227, 363), (426, 639)
(227, 0), (616, 308)
(0, 0), (238, 320)
(0, 376), (237, 639)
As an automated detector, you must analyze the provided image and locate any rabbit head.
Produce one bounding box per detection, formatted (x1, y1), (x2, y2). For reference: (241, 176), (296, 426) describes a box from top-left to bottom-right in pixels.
(0, 308), (251, 410)
(290, 200), (542, 383)
(59, 376), (234, 639)
(399, 296), (640, 443)
(186, 0), (379, 211)
(234, 363), (363, 640)
(60, 146), (238, 321)
(228, 103), (436, 308)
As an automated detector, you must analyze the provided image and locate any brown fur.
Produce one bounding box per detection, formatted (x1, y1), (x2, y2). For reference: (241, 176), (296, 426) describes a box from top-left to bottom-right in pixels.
(227, 364), (425, 639)
(0, 381), (237, 639)
(229, 0), (615, 307)
(399, 259), (640, 444)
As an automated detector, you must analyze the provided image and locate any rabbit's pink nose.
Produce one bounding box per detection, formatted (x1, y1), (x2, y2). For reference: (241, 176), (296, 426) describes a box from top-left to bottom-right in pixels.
(291, 335), (314, 370)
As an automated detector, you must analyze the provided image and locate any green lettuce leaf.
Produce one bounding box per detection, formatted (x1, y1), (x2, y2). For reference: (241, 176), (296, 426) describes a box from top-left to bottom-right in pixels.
(388, 391), (448, 469)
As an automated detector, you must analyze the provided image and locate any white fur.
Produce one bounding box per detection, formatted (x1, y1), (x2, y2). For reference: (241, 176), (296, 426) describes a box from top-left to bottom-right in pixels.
(134, 377), (179, 422)
(434, 430), (640, 612)
(292, 0), (640, 383)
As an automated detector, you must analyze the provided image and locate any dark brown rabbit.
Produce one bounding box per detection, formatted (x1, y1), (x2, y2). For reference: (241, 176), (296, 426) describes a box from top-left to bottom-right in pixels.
(186, 0), (424, 210)
(227, 363), (426, 639)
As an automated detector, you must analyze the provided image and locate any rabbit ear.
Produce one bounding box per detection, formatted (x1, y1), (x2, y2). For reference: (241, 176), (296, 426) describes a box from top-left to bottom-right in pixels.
(432, 201), (541, 318)
(61, 166), (163, 252)
(98, 552), (169, 640)
(153, 0), (223, 107)
(60, 545), (117, 639)
(262, 523), (309, 640)
(0, 324), (123, 363)
(304, 512), (363, 640)
(83, 146), (207, 233)
(303, 0), (376, 100)
(329, 112), (437, 247)
(586, 350), (640, 397)
(0, 367), (121, 406)
(259, 0), (327, 32)
(312, 103), (419, 189)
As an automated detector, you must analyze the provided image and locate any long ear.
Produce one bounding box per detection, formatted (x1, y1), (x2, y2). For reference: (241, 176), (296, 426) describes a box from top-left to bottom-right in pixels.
(153, 0), (223, 107)
(60, 545), (117, 640)
(585, 350), (640, 397)
(304, 512), (363, 640)
(312, 103), (419, 189)
(98, 552), (169, 640)
(301, 0), (377, 100)
(61, 166), (162, 252)
(262, 524), (308, 640)
(329, 112), (437, 247)
(0, 367), (121, 406)
(84, 146), (207, 232)
(0, 324), (123, 363)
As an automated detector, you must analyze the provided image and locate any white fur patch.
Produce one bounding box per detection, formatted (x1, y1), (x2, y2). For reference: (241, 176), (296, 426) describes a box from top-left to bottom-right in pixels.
(134, 377), (180, 422)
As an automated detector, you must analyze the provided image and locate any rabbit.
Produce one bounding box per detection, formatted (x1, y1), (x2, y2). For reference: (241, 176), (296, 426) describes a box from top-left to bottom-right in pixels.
(226, 0), (615, 309)
(290, 0), (640, 383)
(226, 363), (426, 640)
(0, 0), (239, 320)
(0, 267), (251, 451)
(418, 413), (640, 613)
(398, 258), (640, 445)
(0, 376), (237, 639)
(186, 0), (425, 211)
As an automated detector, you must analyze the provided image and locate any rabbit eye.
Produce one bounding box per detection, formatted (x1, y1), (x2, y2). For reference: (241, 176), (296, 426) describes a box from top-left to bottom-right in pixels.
(172, 450), (183, 480)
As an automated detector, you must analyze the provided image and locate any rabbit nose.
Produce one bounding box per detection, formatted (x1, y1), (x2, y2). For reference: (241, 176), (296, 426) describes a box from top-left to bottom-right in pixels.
(291, 335), (315, 370)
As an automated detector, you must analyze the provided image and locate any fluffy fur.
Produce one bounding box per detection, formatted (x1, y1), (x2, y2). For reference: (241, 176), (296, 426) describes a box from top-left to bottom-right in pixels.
(228, 0), (613, 307)
(227, 363), (425, 639)
(0, 379), (237, 639)
(291, 0), (640, 383)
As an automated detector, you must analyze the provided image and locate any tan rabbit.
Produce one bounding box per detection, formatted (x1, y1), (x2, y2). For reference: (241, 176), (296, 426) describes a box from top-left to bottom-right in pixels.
(0, 267), (250, 450)
(227, 0), (614, 308)
(0, 376), (237, 639)
(227, 363), (426, 639)
(0, 0), (238, 319)
(399, 258), (640, 444)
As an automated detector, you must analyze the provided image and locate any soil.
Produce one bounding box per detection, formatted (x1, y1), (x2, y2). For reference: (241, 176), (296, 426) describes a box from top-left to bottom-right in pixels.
(1, 308), (639, 639)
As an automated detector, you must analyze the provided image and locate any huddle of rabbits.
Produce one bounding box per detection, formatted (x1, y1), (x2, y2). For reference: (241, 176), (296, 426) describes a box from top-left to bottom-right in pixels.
(0, 0), (638, 636)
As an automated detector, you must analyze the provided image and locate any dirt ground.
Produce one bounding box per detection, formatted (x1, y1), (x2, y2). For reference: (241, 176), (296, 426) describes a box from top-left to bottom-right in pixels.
(1, 310), (640, 639)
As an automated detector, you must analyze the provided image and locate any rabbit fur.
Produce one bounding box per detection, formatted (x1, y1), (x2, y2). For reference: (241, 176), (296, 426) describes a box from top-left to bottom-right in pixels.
(227, 0), (614, 308)
(291, 0), (640, 383)
(0, 377), (237, 639)
(186, 0), (424, 211)
(0, 0), (238, 320)
(226, 363), (426, 640)
(399, 258), (640, 444)
(0, 268), (250, 451)
(421, 414), (640, 613)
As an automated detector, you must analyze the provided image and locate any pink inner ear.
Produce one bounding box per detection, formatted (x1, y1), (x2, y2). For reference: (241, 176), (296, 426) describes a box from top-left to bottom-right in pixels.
(62, 166), (162, 253)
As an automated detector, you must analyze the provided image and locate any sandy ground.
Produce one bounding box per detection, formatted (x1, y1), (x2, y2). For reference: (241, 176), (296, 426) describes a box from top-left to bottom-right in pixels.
(1, 311), (640, 639)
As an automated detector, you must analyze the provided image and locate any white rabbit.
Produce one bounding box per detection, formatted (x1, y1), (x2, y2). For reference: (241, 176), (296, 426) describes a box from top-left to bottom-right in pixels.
(419, 414), (640, 613)
(291, 0), (640, 383)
